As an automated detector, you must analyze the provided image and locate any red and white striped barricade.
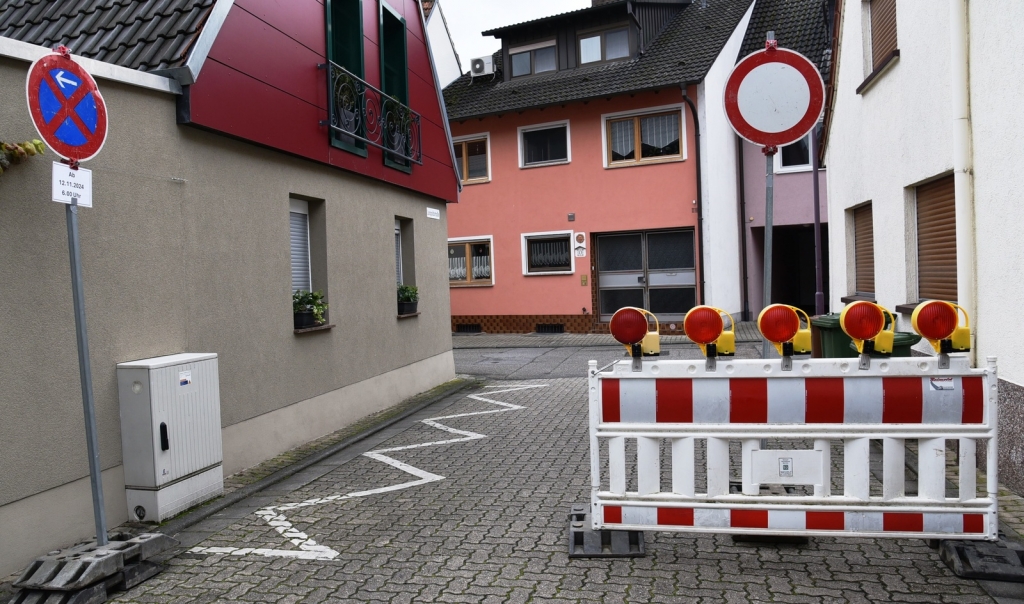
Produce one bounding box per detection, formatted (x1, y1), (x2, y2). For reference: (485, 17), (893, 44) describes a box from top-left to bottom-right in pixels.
(587, 355), (998, 541)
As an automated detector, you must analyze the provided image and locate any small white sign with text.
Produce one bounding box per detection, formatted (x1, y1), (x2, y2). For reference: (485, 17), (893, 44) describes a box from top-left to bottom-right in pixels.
(426, 207), (440, 220)
(52, 162), (92, 207)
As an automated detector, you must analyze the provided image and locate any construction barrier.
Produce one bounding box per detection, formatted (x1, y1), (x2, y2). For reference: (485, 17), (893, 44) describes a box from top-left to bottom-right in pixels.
(587, 355), (998, 541)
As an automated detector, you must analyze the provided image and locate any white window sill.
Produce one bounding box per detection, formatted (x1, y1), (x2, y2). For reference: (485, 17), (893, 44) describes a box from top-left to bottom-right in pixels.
(520, 160), (570, 169)
(524, 270), (574, 276)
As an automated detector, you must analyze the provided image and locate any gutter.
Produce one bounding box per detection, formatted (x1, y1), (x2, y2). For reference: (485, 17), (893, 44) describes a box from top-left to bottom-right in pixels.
(949, 0), (976, 362)
(735, 134), (750, 320)
(681, 89), (706, 305)
(153, 0), (235, 86)
(419, 0), (463, 196)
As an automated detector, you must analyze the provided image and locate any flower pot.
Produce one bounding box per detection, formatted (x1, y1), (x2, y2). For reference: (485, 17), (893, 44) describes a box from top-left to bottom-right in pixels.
(397, 301), (418, 315)
(294, 311), (317, 329)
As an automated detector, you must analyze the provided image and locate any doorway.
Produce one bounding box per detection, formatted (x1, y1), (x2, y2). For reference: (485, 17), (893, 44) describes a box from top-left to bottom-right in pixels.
(595, 229), (696, 323)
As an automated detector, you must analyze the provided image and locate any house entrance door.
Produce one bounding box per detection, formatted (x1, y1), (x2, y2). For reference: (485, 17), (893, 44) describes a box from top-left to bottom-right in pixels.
(596, 229), (696, 323)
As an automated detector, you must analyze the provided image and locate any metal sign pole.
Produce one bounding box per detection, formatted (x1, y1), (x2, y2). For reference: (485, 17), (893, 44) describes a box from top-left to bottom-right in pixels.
(65, 198), (108, 546)
(762, 148), (775, 360)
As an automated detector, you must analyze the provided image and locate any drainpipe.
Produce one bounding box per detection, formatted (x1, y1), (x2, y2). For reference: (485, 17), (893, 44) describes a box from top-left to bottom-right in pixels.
(735, 135), (750, 321)
(949, 0), (976, 363)
(682, 88), (706, 305)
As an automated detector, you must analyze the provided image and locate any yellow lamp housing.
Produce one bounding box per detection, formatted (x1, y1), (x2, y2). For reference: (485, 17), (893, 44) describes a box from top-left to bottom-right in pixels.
(609, 307), (661, 357)
(757, 304), (812, 356)
(840, 301), (895, 355)
(911, 300), (971, 354)
(682, 306), (735, 358)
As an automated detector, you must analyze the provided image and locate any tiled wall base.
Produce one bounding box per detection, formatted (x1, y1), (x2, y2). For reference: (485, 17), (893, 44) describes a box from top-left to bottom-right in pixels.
(450, 315), (689, 335)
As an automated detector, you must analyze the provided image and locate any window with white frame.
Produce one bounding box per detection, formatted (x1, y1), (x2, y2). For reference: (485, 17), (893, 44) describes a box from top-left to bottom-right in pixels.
(775, 133), (812, 172)
(448, 236), (493, 286)
(604, 106), (685, 167)
(522, 231), (574, 275)
(290, 199), (312, 292)
(452, 134), (490, 184)
(519, 121), (570, 168)
(510, 40), (557, 78)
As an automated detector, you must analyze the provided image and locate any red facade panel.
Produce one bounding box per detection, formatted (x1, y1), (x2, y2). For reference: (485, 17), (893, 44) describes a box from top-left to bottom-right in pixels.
(188, 0), (457, 203)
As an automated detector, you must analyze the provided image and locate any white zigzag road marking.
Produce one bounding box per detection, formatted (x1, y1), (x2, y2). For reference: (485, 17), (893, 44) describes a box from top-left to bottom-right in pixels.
(190, 384), (547, 560)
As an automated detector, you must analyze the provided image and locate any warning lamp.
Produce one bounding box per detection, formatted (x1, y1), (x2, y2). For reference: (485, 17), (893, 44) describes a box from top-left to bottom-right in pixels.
(610, 307), (660, 371)
(683, 306), (736, 359)
(840, 301), (895, 355)
(912, 300), (970, 354)
(757, 304), (812, 356)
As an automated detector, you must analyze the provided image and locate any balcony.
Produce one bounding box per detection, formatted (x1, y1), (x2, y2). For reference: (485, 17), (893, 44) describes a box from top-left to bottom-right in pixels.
(320, 61), (423, 165)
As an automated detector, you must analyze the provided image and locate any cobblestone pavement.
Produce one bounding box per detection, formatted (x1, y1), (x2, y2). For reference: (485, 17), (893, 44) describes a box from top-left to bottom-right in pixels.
(451, 322), (763, 349)
(108, 379), (1002, 604)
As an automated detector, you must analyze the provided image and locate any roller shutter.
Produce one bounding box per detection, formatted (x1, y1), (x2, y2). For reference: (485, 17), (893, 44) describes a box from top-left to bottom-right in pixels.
(870, 0), (898, 71)
(854, 204), (874, 295)
(917, 175), (957, 301)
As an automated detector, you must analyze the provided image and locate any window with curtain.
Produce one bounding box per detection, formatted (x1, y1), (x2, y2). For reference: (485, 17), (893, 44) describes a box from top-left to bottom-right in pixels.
(607, 111), (682, 166)
(525, 234), (572, 274)
(448, 240), (493, 285)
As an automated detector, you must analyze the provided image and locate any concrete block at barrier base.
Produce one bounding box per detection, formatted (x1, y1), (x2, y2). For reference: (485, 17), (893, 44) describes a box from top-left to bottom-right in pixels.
(940, 538), (1024, 582)
(567, 504), (645, 558)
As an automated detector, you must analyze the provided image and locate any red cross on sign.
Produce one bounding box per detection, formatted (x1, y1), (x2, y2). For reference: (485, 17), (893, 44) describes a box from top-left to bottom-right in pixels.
(26, 52), (108, 162)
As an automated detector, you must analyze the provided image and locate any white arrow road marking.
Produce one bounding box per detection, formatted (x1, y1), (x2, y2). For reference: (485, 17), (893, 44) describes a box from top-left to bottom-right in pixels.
(54, 70), (77, 89)
(190, 384), (547, 561)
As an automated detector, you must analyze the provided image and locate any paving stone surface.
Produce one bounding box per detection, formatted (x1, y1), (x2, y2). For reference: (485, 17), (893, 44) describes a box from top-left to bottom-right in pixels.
(106, 378), (1003, 603)
(451, 322), (763, 349)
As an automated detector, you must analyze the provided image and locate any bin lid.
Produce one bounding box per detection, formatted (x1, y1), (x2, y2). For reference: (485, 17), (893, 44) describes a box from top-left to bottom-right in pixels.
(847, 333), (922, 352)
(117, 352), (217, 369)
(810, 313), (841, 328)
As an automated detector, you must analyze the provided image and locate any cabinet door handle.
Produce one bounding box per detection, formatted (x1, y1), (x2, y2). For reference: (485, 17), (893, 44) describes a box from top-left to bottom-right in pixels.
(159, 422), (170, 451)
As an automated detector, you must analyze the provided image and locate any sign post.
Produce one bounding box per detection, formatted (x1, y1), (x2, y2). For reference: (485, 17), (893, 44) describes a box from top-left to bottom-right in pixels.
(27, 47), (109, 545)
(724, 33), (825, 359)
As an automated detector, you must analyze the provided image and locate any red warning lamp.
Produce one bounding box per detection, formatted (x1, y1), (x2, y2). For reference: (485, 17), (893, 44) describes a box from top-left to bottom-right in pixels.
(757, 304), (812, 356)
(911, 300), (970, 354)
(610, 307), (661, 369)
(840, 301), (894, 354)
(683, 306), (735, 358)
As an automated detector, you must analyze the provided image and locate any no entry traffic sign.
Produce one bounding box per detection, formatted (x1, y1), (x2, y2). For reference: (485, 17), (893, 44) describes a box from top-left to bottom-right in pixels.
(26, 51), (108, 162)
(724, 45), (824, 148)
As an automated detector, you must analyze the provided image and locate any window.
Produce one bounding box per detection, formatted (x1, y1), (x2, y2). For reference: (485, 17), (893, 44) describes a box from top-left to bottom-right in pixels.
(579, 27), (629, 65)
(395, 217), (415, 286)
(605, 108), (684, 167)
(869, 0), (897, 71)
(509, 41), (556, 78)
(519, 121), (570, 167)
(916, 175), (956, 301)
(448, 237), (493, 286)
(381, 2), (409, 170)
(522, 231), (573, 275)
(452, 134), (490, 184)
(290, 200), (312, 293)
(853, 204), (874, 296)
(326, 0), (364, 153)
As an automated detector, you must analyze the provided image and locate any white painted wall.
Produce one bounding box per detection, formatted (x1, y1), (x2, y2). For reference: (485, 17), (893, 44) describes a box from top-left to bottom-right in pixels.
(696, 0), (755, 315)
(425, 0), (462, 87)
(824, 0), (1024, 386)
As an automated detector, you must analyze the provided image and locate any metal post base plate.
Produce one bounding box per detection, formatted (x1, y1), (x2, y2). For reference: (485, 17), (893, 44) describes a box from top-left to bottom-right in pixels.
(940, 537), (1024, 583)
(568, 505), (645, 558)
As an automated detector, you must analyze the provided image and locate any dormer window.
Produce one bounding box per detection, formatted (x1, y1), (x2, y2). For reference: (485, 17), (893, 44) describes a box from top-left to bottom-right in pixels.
(579, 27), (629, 64)
(510, 40), (557, 77)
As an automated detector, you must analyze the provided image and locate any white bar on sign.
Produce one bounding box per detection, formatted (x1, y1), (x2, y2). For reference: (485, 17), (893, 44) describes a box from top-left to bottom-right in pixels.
(620, 379), (656, 423)
(844, 438), (871, 500)
(636, 437), (660, 495)
(52, 162), (93, 207)
(959, 438), (977, 501)
(672, 437), (695, 496)
(882, 438), (905, 501)
(706, 437), (730, 496)
(918, 437), (947, 501)
(741, 439), (760, 495)
(622, 506), (656, 525)
(814, 439), (831, 497)
(608, 437), (626, 495)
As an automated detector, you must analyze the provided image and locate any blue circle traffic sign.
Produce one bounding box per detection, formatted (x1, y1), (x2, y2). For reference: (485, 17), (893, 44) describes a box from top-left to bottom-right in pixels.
(26, 52), (108, 162)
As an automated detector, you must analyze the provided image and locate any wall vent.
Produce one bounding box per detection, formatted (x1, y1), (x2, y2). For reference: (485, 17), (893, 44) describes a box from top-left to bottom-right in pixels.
(536, 323), (565, 334)
(455, 323), (482, 333)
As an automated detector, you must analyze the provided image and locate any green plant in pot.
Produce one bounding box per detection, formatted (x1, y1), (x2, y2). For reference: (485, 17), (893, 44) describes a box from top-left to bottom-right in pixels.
(293, 290), (328, 329)
(397, 284), (418, 315)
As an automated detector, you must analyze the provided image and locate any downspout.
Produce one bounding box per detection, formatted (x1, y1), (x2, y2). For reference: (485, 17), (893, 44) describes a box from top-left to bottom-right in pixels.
(949, 0), (976, 363)
(735, 135), (750, 321)
(418, 0), (463, 196)
(681, 88), (706, 305)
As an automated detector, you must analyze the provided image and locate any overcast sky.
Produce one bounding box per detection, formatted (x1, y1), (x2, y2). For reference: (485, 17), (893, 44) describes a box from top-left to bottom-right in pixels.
(439, 0), (591, 68)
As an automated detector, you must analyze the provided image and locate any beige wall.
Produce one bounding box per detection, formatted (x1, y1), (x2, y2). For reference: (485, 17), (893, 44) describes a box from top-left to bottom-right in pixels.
(0, 55), (454, 568)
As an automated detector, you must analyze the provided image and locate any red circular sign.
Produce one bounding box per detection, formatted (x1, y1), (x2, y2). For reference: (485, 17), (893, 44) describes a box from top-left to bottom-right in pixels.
(26, 53), (108, 162)
(724, 48), (824, 148)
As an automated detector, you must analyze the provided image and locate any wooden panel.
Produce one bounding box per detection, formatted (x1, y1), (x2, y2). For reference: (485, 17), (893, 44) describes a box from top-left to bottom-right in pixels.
(870, 0), (897, 71)
(917, 175), (957, 301)
(854, 204), (874, 295)
(232, 0), (327, 55)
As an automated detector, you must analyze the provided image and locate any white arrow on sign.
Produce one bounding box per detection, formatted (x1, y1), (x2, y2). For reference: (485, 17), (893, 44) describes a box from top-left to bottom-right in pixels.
(54, 70), (77, 89)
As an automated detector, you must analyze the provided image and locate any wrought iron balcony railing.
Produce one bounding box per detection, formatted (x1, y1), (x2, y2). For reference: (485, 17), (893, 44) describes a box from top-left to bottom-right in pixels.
(319, 61), (422, 165)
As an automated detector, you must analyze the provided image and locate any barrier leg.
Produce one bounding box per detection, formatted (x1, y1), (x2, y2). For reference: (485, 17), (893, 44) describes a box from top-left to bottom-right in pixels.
(882, 438), (905, 501)
(845, 438), (870, 500)
(707, 438), (730, 496)
(637, 437), (660, 496)
(609, 437), (626, 495)
(918, 437), (947, 501)
(959, 438), (977, 501)
(672, 437), (695, 497)
(741, 439), (760, 495)
(814, 439), (831, 498)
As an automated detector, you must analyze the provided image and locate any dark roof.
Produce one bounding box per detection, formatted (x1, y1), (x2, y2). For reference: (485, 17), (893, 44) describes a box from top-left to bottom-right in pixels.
(444, 0), (755, 121)
(481, 1), (627, 36)
(737, 0), (831, 79)
(0, 0), (216, 72)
